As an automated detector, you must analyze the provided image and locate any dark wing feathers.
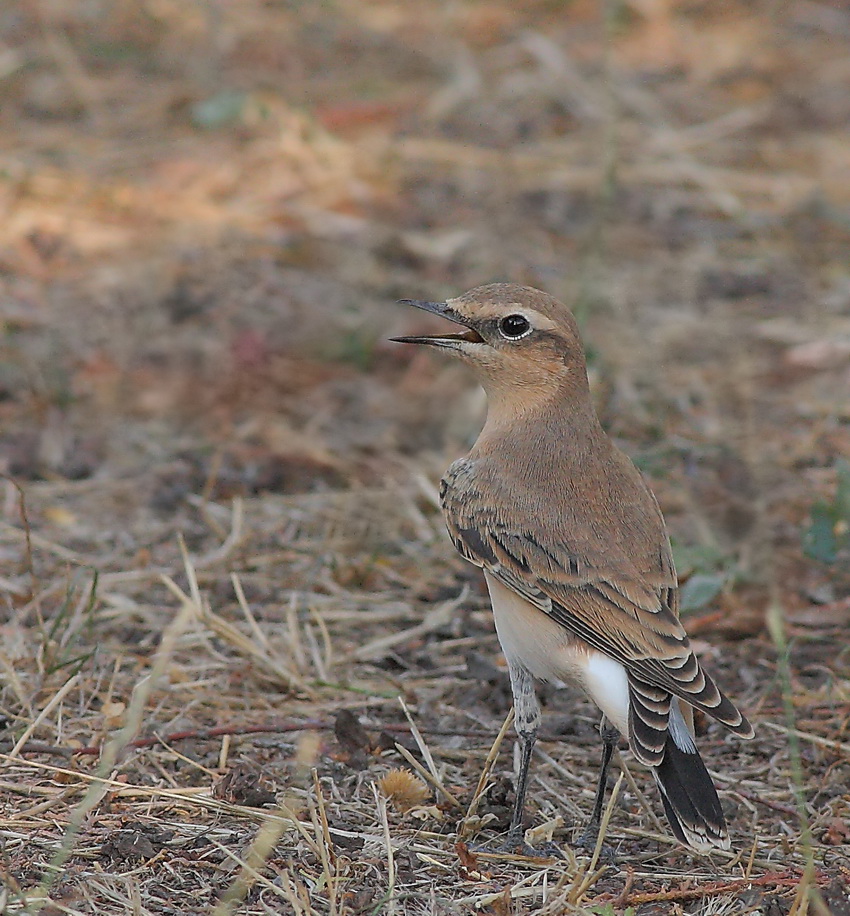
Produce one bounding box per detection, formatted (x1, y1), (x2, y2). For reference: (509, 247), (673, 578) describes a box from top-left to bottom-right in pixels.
(628, 680), (671, 766)
(451, 526), (495, 567)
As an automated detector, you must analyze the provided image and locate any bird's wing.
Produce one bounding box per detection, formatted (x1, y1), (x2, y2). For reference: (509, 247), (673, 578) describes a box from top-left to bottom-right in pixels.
(441, 471), (752, 762)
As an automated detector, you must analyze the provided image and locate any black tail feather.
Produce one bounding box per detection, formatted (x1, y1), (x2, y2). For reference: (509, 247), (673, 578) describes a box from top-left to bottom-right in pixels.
(653, 733), (729, 851)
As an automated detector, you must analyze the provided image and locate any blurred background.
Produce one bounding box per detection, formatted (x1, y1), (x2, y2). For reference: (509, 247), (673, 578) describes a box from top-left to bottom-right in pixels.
(2, 0), (849, 616)
(1, 2), (850, 909)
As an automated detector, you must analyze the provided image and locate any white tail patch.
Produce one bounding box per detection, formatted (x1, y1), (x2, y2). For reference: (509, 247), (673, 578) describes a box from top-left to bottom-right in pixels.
(582, 653), (629, 737)
(669, 699), (697, 754)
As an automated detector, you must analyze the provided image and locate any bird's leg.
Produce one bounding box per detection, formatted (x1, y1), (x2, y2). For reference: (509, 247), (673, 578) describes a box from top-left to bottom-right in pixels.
(506, 724), (536, 843)
(496, 663), (561, 858)
(576, 719), (619, 856)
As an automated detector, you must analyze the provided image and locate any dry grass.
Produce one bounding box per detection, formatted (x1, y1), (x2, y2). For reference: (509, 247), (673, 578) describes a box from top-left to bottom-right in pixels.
(0, 478), (847, 914)
(1, 1), (850, 914)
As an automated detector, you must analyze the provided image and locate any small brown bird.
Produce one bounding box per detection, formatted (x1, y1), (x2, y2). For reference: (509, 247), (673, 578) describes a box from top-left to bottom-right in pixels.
(394, 283), (753, 854)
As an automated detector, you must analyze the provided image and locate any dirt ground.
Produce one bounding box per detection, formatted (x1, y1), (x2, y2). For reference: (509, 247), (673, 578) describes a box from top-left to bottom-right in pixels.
(1, 1), (849, 913)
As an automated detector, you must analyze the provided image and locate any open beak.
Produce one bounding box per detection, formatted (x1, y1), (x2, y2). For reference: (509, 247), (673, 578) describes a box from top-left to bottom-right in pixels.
(391, 299), (484, 347)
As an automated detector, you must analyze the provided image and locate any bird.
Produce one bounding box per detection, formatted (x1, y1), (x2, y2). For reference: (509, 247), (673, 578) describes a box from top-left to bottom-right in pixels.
(392, 282), (754, 855)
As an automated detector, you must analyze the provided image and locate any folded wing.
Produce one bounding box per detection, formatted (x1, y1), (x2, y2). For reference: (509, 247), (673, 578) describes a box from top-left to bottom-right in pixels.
(441, 462), (754, 765)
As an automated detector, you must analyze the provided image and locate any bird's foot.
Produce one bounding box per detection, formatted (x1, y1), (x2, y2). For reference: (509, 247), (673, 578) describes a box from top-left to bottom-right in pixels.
(474, 828), (564, 860)
(573, 822), (617, 864)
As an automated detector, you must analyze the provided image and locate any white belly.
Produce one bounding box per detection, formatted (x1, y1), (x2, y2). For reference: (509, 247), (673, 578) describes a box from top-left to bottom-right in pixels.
(485, 571), (630, 735)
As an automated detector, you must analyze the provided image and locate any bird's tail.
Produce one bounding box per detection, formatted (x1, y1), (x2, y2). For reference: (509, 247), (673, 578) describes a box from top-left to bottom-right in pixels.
(653, 732), (729, 852)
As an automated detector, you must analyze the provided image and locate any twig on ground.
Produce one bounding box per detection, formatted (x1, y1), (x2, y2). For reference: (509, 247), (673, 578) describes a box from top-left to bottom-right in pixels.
(373, 782), (396, 916)
(460, 707), (514, 831)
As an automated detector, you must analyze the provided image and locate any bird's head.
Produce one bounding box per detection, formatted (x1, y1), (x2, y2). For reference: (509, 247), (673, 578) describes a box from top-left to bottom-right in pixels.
(393, 283), (590, 406)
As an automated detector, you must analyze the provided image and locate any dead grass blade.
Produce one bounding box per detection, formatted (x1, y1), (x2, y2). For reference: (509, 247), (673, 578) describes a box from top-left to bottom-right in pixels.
(573, 772), (623, 901)
(211, 805), (295, 916)
(459, 708), (514, 837)
(393, 742), (460, 809)
(307, 770), (338, 916)
(397, 696), (460, 808)
(193, 497), (245, 569)
(160, 537), (313, 696)
(372, 782), (396, 916)
(6, 674), (80, 760)
(350, 587), (467, 662)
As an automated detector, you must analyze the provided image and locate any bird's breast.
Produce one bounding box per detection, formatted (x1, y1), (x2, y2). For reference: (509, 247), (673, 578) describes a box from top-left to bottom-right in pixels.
(485, 570), (583, 682)
(484, 570), (630, 735)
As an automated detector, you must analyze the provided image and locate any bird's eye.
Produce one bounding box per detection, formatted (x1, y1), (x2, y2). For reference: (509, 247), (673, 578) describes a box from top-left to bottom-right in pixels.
(498, 314), (531, 339)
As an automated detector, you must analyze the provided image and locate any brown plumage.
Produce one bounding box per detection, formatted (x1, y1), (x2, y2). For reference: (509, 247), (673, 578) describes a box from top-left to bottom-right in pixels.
(394, 283), (753, 854)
